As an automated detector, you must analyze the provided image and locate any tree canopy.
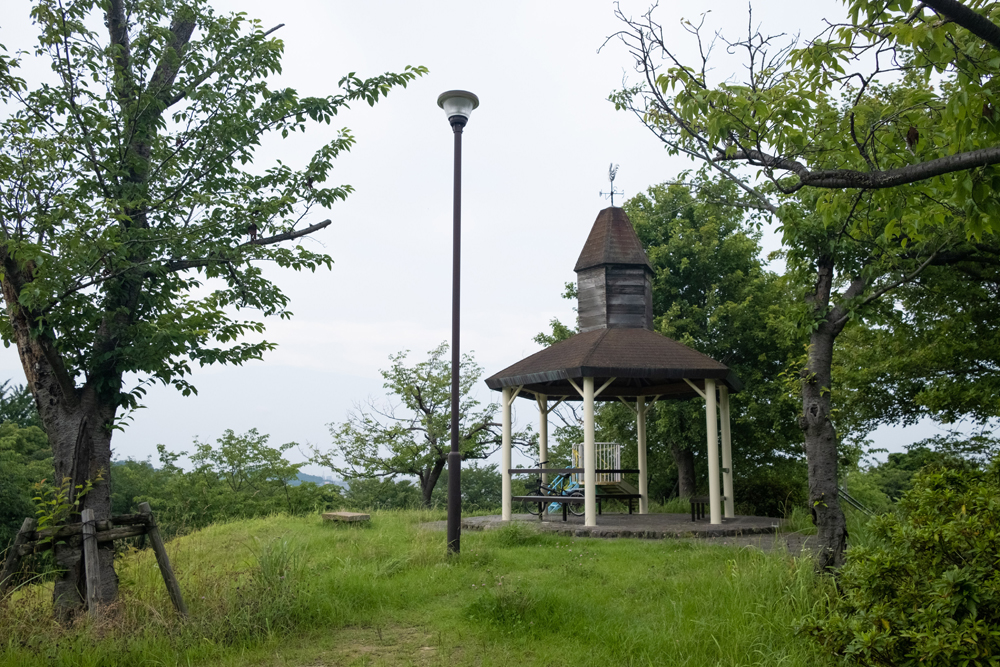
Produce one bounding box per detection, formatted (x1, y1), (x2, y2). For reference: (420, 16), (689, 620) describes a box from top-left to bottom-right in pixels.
(606, 0), (1000, 570)
(313, 343), (531, 507)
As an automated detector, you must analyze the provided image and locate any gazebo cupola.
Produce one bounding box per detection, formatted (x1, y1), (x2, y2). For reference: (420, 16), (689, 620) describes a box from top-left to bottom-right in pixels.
(574, 207), (654, 332)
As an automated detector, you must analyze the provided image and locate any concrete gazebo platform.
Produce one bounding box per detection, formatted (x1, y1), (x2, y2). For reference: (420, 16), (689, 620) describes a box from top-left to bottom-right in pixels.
(460, 513), (781, 540)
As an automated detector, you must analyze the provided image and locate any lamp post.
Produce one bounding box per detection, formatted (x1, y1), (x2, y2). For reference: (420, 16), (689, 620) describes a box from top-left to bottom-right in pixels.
(438, 90), (479, 555)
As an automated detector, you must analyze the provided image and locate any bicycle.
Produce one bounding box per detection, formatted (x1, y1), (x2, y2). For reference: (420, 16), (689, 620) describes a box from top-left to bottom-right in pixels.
(521, 467), (585, 516)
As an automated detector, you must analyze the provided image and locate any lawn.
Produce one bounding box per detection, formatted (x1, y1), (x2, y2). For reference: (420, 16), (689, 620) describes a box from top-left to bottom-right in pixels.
(0, 511), (835, 666)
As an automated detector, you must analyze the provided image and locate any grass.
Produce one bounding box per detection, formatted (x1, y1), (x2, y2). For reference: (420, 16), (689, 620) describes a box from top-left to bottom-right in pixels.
(0, 509), (837, 667)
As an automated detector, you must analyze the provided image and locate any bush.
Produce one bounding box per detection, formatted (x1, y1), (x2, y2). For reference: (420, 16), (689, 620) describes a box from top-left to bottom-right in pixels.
(342, 477), (422, 510)
(733, 461), (808, 518)
(803, 457), (1000, 666)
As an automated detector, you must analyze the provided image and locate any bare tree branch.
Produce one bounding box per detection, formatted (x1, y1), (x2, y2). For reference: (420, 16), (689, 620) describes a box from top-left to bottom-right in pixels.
(163, 219), (331, 273)
(922, 0), (1000, 52)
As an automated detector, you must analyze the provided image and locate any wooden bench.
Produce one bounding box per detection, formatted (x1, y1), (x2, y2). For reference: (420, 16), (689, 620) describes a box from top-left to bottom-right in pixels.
(689, 496), (724, 521)
(600, 493), (643, 515)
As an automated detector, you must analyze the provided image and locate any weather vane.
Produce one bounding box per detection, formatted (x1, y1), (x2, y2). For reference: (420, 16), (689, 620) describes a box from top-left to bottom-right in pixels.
(599, 163), (623, 206)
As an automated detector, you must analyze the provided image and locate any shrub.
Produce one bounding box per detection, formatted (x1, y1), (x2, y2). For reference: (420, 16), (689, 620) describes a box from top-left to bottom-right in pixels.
(733, 461), (808, 518)
(803, 457), (1000, 666)
(342, 477), (422, 510)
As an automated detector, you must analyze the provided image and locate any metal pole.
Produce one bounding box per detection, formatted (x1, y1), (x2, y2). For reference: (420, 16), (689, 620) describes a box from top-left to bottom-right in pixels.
(446, 117), (466, 554)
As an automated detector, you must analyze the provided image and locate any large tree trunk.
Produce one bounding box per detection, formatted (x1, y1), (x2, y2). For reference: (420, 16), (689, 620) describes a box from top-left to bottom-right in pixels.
(2, 272), (121, 619)
(420, 458), (447, 508)
(671, 445), (696, 498)
(48, 393), (119, 618)
(802, 327), (847, 571)
(800, 256), (856, 571)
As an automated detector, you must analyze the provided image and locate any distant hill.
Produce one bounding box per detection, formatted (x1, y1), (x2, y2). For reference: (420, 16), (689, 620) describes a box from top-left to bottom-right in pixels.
(291, 472), (346, 488)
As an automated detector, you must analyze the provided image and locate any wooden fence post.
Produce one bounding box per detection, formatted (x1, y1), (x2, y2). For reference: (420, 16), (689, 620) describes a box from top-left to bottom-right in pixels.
(81, 508), (101, 618)
(0, 517), (36, 598)
(137, 502), (187, 617)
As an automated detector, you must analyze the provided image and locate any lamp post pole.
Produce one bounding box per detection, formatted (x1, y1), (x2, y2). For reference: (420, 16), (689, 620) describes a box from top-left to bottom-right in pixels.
(438, 90), (479, 555)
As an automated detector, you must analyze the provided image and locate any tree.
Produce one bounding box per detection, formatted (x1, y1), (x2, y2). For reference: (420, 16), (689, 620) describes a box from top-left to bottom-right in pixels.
(108, 433), (341, 536)
(0, 420), (51, 550)
(0, 0), (424, 615)
(189, 428), (304, 512)
(535, 175), (801, 500)
(539, 178), (804, 508)
(624, 179), (802, 500)
(833, 258), (1000, 434)
(313, 343), (531, 508)
(0, 380), (41, 428)
(606, 0), (1000, 569)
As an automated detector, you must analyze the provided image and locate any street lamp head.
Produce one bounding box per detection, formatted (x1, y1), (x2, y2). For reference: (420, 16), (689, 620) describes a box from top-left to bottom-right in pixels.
(437, 90), (479, 127)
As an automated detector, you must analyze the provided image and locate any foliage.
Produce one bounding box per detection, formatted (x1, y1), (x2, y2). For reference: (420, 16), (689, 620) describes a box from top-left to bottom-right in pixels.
(3, 425), (343, 545)
(804, 458), (1000, 665)
(833, 259), (1000, 434)
(610, 0), (1000, 238)
(607, 1), (1000, 568)
(429, 461), (510, 513)
(0, 0), (423, 610)
(341, 477), (421, 511)
(859, 432), (999, 502)
(31, 472), (102, 546)
(118, 431), (343, 536)
(190, 428), (302, 499)
(732, 460), (809, 518)
(109, 458), (170, 516)
(0, 421), (51, 549)
(0, 0), (427, 412)
(0, 381), (40, 428)
(314, 343), (531, 507)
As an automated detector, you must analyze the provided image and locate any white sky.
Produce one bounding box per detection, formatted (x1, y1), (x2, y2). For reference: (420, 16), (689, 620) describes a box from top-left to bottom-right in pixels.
(0, 0), (957, 475)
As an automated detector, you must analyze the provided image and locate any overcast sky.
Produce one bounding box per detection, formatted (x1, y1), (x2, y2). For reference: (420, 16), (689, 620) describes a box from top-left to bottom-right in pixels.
(0, 0), (959, 475)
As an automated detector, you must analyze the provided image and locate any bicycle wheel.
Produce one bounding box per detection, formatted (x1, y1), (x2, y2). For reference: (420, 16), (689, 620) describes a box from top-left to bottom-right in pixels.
(567, 490), (585, 516)
(522, 499), (543, 516)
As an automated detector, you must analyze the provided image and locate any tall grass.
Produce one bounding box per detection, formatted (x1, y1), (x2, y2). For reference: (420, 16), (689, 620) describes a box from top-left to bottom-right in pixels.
(0, 509), (834, 666)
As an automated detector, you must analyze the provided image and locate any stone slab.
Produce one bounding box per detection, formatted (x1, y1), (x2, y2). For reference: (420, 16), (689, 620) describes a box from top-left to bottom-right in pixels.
(322, 512), (371, 523)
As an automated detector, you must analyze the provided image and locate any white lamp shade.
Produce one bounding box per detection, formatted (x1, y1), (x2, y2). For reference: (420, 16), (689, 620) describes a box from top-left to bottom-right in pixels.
(437, 90), (479, 122)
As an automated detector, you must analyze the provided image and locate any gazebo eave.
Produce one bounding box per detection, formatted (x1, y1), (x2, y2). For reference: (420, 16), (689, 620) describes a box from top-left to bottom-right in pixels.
(484, 366), (743, 397)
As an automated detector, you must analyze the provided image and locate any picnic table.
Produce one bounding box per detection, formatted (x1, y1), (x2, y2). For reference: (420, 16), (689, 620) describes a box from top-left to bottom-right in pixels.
(508, 468), (642, 521)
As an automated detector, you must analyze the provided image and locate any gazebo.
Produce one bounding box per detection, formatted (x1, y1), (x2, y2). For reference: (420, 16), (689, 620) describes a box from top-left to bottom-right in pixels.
(485, 207), (742, 526)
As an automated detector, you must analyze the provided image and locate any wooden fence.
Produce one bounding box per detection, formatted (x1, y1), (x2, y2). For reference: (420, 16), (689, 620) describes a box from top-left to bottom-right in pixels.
(0, 502), (187, 618)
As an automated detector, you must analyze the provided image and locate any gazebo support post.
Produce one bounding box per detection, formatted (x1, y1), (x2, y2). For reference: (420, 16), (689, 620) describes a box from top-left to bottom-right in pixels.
(537, 394), (548, 516)
(536, 394), (548, 487)
(637, 397), (648, 514)
(705, 378), (722, 524)
(501, 386), (512, 521)
(583, 377), (597, 526)
(720, 385), (734, 518)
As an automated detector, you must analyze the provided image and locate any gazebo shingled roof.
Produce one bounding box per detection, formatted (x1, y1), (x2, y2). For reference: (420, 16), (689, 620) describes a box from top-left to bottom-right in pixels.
(574, 207), (653, 272)
(484, 327), (742, 400)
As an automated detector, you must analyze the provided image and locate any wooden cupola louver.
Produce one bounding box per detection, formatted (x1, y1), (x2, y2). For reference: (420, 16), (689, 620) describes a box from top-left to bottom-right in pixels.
(573, 207), (654, 332)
